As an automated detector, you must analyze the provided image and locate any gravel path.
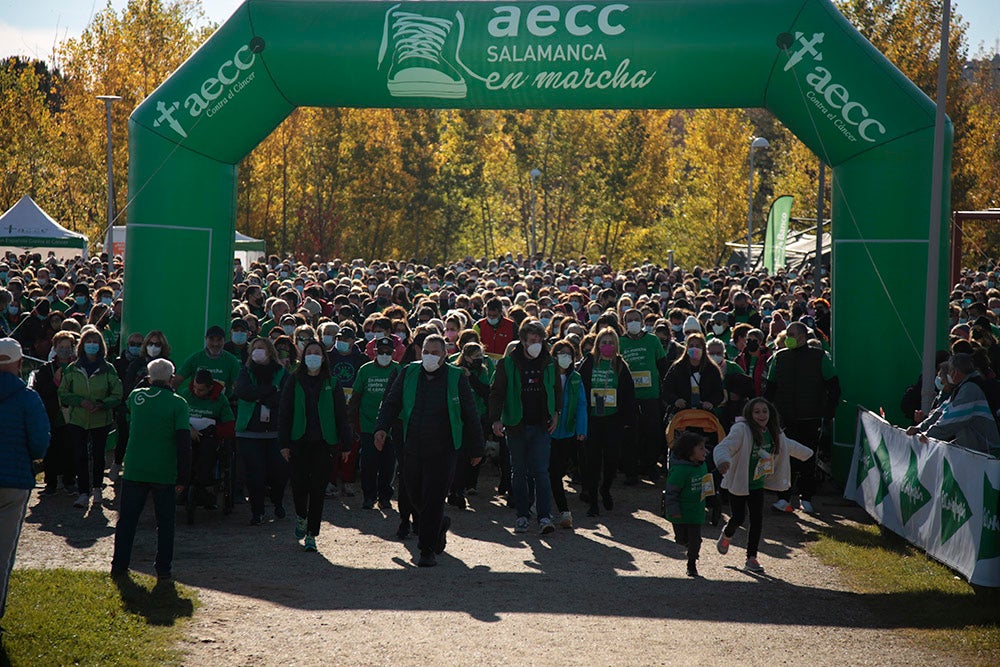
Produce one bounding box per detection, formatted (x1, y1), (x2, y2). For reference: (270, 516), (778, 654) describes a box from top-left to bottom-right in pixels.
(17, 470), (955, 666)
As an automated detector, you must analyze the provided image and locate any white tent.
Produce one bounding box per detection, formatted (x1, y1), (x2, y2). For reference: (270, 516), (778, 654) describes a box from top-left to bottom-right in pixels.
(0, 196), (89, 260)
(109, 226), (265, 266)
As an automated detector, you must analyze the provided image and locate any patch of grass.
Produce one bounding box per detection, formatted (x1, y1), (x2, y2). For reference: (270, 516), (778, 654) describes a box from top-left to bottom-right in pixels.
(810, 519), (1000, 663)
(1, 569), (197, 667)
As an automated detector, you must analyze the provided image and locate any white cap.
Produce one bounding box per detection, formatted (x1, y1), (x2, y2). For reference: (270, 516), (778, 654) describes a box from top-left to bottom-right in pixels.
(682, 315), (702, 334)
(0, 338), (23, 364)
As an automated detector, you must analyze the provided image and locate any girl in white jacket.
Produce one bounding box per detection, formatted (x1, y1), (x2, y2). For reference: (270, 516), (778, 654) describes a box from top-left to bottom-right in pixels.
(713, 398), (813, 573)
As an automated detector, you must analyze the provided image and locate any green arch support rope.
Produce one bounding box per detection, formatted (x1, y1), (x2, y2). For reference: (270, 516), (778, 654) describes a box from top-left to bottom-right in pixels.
(124, 0), (952, 482)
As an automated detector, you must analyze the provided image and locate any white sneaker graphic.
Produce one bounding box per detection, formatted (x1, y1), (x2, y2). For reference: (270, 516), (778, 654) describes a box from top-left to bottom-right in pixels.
(378, 4), (468, 99)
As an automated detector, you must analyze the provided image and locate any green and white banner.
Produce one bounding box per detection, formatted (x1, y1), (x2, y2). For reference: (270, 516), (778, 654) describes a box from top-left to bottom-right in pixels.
(762, 195), (794, 273)
(845, 409), (1000, 587)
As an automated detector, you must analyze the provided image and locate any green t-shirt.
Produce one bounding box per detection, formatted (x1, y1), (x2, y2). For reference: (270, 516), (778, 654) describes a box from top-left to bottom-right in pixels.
(178, 385), (235, 424)
(179, 349), (242, 394)
(665, 460), (710, 524)
(589, 359), (619, 417)
(123, 386), (190, 484)
(619, 332), (666, 400)
(352, 360), (399, 433)
(748, 431), (774, 491)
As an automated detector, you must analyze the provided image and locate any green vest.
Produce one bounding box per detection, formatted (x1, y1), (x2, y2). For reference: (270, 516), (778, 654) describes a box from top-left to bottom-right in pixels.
(500, 355), (557, 426)
(561, 371), (582, 433)
(290, 375), (340, 446)
(400, 363), (464, 450)
(235, 366), (286, 432)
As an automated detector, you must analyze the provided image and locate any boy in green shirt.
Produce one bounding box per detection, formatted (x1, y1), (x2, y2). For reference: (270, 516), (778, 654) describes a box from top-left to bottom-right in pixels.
(664, 432), (711, 578)
(348, 337), (399, 510)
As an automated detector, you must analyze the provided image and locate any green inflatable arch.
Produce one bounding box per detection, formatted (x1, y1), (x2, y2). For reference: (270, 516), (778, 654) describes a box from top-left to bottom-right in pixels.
(124, 0), (951, 479)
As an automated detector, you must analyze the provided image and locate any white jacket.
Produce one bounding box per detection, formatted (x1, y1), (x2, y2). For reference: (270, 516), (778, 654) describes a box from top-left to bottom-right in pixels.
(714, 420), (814, 497)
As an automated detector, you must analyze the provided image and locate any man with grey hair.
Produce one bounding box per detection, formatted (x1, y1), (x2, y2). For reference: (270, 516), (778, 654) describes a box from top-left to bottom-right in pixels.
(111, 358), (191, 581)
(907, 353), (1000, 456)
(0, 338), (49, 630)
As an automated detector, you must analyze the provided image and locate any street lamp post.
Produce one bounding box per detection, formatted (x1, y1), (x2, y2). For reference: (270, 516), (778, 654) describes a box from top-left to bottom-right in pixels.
(529, 168), (541, 261)
(746, 136), (770, 272)
(97, 95), (122, 276)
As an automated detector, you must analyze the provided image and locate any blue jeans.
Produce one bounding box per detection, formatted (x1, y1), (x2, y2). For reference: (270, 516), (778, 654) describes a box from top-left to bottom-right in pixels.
(111, 480), (176, 577)
(507, 424), (552, 521)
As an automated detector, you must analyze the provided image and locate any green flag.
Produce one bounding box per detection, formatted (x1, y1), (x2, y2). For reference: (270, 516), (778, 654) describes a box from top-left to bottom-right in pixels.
(940, 458), (972, 544)
(979, 473), (1000, 561)
(762, 195), (794, 273)
(873, 436), (892, 506)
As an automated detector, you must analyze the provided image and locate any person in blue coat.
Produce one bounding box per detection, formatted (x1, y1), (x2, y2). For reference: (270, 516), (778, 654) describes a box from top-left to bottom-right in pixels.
(548, 339), (588, 529)
(0, 338), (50, 627)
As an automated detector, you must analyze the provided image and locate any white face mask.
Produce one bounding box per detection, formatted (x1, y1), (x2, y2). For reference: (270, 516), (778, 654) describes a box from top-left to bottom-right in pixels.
(304, 354), (323, 371)
(712, 324), (726, 335)
(422, 353), (442, 372)
(322, 334), (334, 347)
(282, 325), (295, 336)
(376, 353), (393, 366)
(626, 320), (642, 335)
(251, 348), (269, 364)
(557, 353), (573, 370)
(146, 344), (161, 358)
(709, 354), (725, 366)
(525, 342), (543, 358)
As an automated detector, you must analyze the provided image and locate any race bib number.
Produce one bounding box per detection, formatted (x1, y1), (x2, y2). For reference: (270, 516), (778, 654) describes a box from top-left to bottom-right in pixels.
(631, 370), (652, 388)
(590, 388), (617, 409)
(754, 450), (774, 480)
(699, 473), (716, 500)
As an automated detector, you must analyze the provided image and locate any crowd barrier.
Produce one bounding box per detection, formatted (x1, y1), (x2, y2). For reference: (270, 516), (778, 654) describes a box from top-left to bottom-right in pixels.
(845, 408), (1000, 587)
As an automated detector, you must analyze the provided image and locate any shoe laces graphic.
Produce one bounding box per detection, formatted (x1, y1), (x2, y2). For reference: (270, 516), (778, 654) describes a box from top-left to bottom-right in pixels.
(378, 8), (453, 69)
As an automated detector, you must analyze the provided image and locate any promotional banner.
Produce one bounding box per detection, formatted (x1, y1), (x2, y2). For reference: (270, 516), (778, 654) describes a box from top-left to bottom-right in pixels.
(845, 408), (1000, 587)
(762, 195), (794, 273)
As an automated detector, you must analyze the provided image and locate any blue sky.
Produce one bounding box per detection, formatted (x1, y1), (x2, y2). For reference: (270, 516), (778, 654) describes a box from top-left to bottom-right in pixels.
(1, 0), (998, 62)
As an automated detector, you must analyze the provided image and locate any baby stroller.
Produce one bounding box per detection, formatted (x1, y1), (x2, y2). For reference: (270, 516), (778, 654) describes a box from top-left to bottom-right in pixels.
(661, 409), (727, 526)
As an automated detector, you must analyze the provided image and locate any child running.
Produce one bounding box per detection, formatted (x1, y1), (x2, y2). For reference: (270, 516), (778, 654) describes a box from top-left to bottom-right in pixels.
(663, 431), (712, 577)
(713, 398), (813, 573)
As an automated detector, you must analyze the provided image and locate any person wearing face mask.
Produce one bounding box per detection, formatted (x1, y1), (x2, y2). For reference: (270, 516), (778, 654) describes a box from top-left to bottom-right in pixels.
(906, 353), (1000, 458)
(363, 316), (406, 362)
(178, 369), (237, 514)
(488, 319), (562, 535)
(318, 321), (340, 355)
(547, 340), (587, 529)
(234, 338), (289, 525)
(374, 334), (484, 567)
(326, 326), (367, 497)
(32, 331), (79, 496)
(0, 292), (22, 338)
(259, 298), (290, 338)
(348, 336), (400, 511)
(618, 309), (670, 483)
(706, 338), (743, 379)
(278, 341), (352, 552)
(475, 297), (516, 360)
(224, 319), (252, 364)
(174, 325), (243, 399)
(50, 281), (72, 313)
(125, 331), (171, 395)
(764, 321), (840, 514)
(662, 333), (724, 419)
(667, 309), (688, 343)
(66, 283), (92, 318)
(59, 326), (123, 510)
(900, 350), (953, 425)
(733, 329), (770, 397)
(112, 332), (146, 476)
(450, 342), (495, 505)
(577, 327), (637, 517)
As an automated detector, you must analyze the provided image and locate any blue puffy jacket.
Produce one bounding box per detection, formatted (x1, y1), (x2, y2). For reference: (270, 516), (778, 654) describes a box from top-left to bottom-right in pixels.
(0, 371), (50, 489)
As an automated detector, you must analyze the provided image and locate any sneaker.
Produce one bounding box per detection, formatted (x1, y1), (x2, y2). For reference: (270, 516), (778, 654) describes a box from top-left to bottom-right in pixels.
(273, 504), (286, 519)
(716, 529), (731, 555)
(436, 516), (451, 554)
(744, 557), (765, 573)
(539, 517), (555, 535)
(341, 482), (356, 498)
(303, 534), (317, 552)
(557, 511), (573, 529)
(687, 563), (700, 578)
(378, 6), (469, 99)
(417, 551), (437, 567)
(295, 516), (307, 540)
(73, 493), (89, 508)
(772, 499), (794, 513)
(514, 516), (529, 534)
(800, 499), (816, 514)
(324, 483), (338, 498)
(378, 499), (392, 511)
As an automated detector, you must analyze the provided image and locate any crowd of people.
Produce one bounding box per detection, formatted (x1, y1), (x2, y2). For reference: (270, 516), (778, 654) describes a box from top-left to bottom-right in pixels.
(0, 249), (995, 582)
